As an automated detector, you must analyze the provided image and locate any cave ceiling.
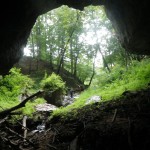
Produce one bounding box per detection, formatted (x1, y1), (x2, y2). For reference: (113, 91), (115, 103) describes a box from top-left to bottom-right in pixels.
(0, 0), (149, 75)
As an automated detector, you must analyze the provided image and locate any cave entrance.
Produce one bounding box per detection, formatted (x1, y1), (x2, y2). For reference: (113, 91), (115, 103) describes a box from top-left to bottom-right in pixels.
(21, 5), (120, 86)
(16, 4), (147, 95)
(1, 3), (150, 149)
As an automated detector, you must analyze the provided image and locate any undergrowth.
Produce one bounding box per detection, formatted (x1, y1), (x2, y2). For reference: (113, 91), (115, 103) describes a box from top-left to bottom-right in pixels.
(51, 58), (150, 118)
(0, 59), (150, 120)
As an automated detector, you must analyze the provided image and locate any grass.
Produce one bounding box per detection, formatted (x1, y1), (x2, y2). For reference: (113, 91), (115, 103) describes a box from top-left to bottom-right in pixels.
(1, 58), (150, 120)
(52, 59), (150, 118)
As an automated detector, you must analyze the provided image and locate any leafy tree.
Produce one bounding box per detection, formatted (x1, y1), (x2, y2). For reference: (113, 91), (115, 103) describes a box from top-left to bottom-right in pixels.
(27, 5), (139, 85)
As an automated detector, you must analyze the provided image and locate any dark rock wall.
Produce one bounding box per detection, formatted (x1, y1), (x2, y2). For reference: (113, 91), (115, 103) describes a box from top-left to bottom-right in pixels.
(104, 0), (150, 54)
(0, 0), (60, 75)
(0, 1), (36, 75)
(0, 0), (150, 75)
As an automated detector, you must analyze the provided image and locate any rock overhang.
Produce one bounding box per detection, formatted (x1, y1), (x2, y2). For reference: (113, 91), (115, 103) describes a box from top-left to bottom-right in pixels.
(0, 0), (150, 75)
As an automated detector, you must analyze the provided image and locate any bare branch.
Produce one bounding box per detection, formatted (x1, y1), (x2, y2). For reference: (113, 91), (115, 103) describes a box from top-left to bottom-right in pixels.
(0, 90), (44, 118)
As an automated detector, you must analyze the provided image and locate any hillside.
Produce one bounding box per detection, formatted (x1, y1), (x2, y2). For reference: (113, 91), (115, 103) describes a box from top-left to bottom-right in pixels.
(0, 57), (149, 150)
(15, 56), (85, 89)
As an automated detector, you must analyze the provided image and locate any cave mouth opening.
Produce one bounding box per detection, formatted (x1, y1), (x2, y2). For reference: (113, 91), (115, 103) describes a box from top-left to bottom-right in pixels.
(17, 4), (150, 111)
(1, 0), (150, 77)
(20, 4), (147, 89)
(1, 2), (150, 150)
(23, 5), (118, 74)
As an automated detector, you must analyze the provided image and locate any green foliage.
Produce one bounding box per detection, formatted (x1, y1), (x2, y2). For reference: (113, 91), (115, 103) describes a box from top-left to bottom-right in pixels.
(27, 5), (109, 83)
(0, 68), (33, 97)
(9, 98), (47, 122)
(52, 58), (150, 118)
(91, 58), (150, 99)
(0, 68), (34, 109)
(94, 65), (125, 87)
(40, 72), (66, 94)
(21, 98), (46, 117)
(0, 68), (47, 118)
(77, 64), (93, 83)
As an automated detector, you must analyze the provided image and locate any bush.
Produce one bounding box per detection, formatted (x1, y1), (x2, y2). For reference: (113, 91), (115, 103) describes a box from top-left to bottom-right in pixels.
(41, 72), (66, 93)
(40, 72), (66, 106)
(0, 67), (34, 109)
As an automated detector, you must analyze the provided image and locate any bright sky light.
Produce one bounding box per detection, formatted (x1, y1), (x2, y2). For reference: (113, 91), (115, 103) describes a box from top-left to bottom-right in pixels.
(78, 27), (111, 67)
(24, 27), (109, 67)
(23, 47), (31, 56)
(80, 27), (110, 45)
(24, 6), (111, 69)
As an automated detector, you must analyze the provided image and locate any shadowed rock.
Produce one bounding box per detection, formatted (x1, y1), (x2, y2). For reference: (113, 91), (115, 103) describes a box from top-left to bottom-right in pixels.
(0, 0), (150, 75)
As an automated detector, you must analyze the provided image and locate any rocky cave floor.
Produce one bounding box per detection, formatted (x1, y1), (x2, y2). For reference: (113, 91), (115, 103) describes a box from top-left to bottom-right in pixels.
(0, 87), (150, 150)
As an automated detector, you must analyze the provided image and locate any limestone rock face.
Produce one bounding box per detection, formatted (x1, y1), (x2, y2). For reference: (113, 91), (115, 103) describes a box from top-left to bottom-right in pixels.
(0, 0), (60, 75)
(104, 0), (150, 55)
(0, 0), (150, 75)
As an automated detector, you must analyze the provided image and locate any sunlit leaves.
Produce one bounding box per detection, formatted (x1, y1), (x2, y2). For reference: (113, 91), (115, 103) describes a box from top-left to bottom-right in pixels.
(26, 5), (121, 82)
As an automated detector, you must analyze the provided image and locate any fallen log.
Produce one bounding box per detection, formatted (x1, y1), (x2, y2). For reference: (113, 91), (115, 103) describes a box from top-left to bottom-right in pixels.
(0, 90), (44, 119)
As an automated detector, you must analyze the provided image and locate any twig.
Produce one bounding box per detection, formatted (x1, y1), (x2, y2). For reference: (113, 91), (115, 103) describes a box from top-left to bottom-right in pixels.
(6, 127), (35, 147)
(52, 131), (57, 143)
(53, 127), (59, 134)
(70, 136), (78, 150)
(47, 144), (57, 149)
(22, 116), (28, 142)
(112, 109), (117, 123)
(0, 116), (8, 124)
(16, 120), (30, 131)
(128, 117), (134, 150)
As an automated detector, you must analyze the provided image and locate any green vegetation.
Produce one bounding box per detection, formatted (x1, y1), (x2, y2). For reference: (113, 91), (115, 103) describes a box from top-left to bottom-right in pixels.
(40, 72), (66, 95)
(0, 6), (150, 121)
(21, 98), (46, 117)
(0, 59), (150, 120)
(91, 59), (150, 100)
(52, 58), (150, 118)
(0, 68), (45, 118)
(40, 73), (66, 106)
(0, 68), (34, 109)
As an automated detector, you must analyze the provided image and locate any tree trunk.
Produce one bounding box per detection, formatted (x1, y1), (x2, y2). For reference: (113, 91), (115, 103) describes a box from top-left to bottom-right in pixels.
(31, 32), (35, 58)
(70, 39), (74, 74)
(35, 26), (41, 71)
(57, 29), (75, 74)
(97, 44), (111, 73)
(49, 44), (53, 69)
(88, 59), (95, 87)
